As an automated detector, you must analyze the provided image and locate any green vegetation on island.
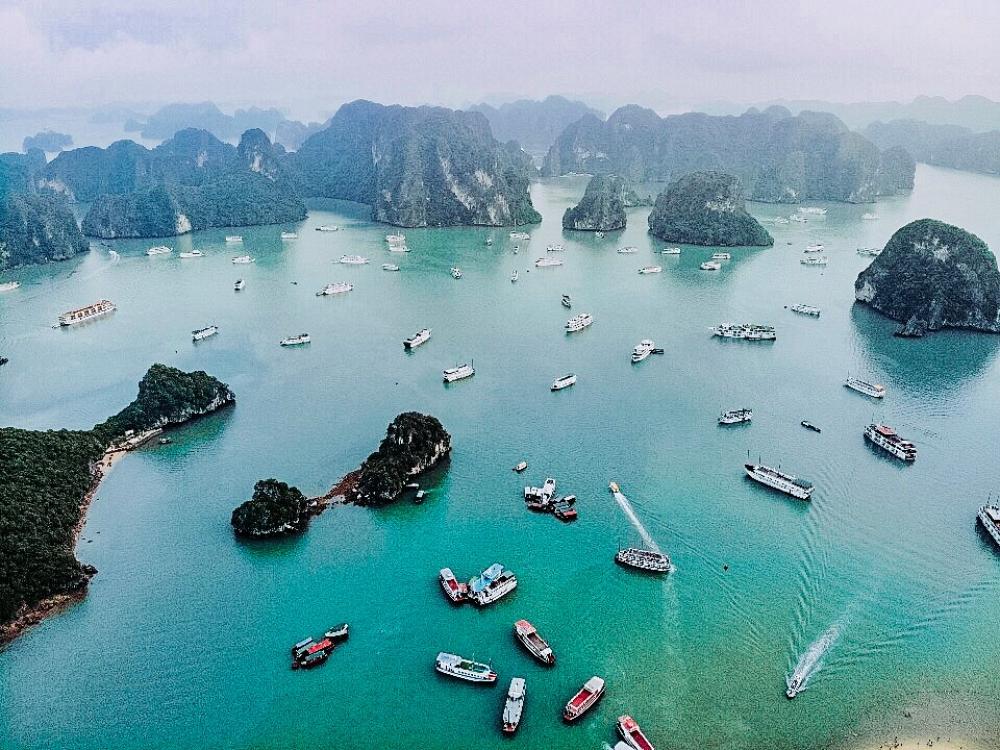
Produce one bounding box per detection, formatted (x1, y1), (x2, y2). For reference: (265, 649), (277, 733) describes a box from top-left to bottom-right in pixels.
(648, 171), (774, 247)
(562, 174), (649, 231)
(0, 365), (234, 641)
(865, 118), (1000, 177)
(231, 479), (310, 538)
(855, 219), (1000, 337)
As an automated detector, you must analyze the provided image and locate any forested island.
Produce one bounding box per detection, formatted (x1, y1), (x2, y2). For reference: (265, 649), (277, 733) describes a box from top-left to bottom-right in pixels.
(231, 479), (310, 538)
(648, 171), (774, 247)
(855, 219), (1000, 337)
(562, 174), (649, 231)
(864, 119), (1000, 176)
(0, 364), (234, 643)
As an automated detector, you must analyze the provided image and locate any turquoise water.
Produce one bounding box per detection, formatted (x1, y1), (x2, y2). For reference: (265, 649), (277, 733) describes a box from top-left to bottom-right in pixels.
(1, 165), (999, 750)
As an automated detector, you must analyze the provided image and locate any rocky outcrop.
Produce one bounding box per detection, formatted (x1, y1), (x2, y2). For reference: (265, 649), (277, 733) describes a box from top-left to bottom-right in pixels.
(855, 219), (1000, 337)
(294, 100), (540, 228)
(562, 174), (647, 231)
(876, 145), (916, 194)
(352, 412), (451, 507)
(469, 96), (604, 151)
(0, 193), (90, 271)
(544, 106), (909, 203)
(647, 171), (773, 247)
(231, 479), (309, 538)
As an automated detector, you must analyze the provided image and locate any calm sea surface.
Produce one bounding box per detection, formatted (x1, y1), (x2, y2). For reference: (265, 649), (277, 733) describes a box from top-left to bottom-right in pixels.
(1, 165), (998, 750)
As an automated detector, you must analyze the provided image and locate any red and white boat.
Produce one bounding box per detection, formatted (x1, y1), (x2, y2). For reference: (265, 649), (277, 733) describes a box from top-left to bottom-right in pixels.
(562, 676), (605, 721)
(617, 714), (655, 750)
(513, 619), (555, 665)
(438, 568), (468, 603)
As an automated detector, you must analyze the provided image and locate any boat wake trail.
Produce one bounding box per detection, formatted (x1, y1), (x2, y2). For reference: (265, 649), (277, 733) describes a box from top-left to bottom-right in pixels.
(612, 487), (661, 554)
(787, 619), (843, 695)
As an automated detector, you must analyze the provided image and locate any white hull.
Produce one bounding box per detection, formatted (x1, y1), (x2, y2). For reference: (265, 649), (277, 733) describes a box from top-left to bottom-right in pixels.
(845, 378), (885, 399)
(978, 506), (1000, 549)
(744, 463), (813, 500)
(443, 364), (475, 382)
(864, 424), (916, 461)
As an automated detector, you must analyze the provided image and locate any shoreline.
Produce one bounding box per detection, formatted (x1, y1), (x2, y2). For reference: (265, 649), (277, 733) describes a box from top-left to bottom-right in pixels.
(858, 738), (983, 750)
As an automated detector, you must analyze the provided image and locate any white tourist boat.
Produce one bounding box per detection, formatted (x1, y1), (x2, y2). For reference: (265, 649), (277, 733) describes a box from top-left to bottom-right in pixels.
(977, 505), (1000, 549)
(231, 255), (254, 264)
(192, 325), (219, 342)
(631, 339), (655, 363)
(451, 267), (463, 279)
(660, 247), (681, 255)
(386, 233), (406, 244)
(404, 328), (431, 350)
(234, 279), (246, 291)
(146, 245), (171, 256)
(565, 312), (593, 332)
(225, 235), (243, 243)
(700, 260), (721, 271)
(468, 563), (517, 606)
(510, 231), (531, 241)
(551, 373), (577, 391)
(615, 547), (671, 573)
(790, 214), (808, 223)
(443, 362), (475, 382)
(546, 244), (565, 252)
(535, 257), (563, 268)
(789, 303), (821, 317)
(315, 224), (340, 232)
(388, 243), (410, 253)
(179, 250), (204, 258)
(857, 247), (882, 257)
(339, 254), (369, 265)
(711, 252), (731, 260)
(382, 263), (400, 271)
(617, 246), (638, 254)
(0, 281), (20, 292)
(59, 299), (116, 326)
(710, 323), (776, 341)
(864, 423), (917, 461)
(845, 376), (885, 399)
(800, 256), (829, 266)
(280, 333), (311, 347)
(798, 207), (827, 215)
(316, 282), (353, 296)
(804, 243), (825, 253)
(719, 408), (753, 425)
(502, 678), (526, 735)
(280, 232), (298, 240)
(744, 462), (814, 500)
(435, 652), (497, 683)
(638, 265), (662, 274)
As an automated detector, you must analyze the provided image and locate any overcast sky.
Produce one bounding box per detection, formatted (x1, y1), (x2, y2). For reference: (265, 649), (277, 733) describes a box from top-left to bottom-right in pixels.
(1, 0), (998, 117)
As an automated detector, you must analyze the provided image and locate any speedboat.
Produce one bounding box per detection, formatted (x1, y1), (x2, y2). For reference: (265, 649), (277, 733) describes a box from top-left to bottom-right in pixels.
(510, 270), (518, 282)
(561, 294), (572, 308)
(324, 623), (349, 641)
(631, 339), (655, 363)
(801, 420), (821, 433)
(512, 461), (528, 473)
(551, 373), (577, 391)
(234, 279), (245, 291)
(786, 674), (803, 699)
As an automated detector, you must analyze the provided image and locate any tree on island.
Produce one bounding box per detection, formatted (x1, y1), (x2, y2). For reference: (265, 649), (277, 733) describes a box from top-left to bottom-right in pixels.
(231, 479), (309, 538)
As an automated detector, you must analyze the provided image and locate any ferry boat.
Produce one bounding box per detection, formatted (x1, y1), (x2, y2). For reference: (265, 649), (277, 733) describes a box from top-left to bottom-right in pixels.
(617, 246), (638, 254)
(510, 231), (531, 241)
(800, 256), (828, 266)
(563, 676), (605, 721)
(977, 505), (1000, 549)
(179, 250), (204, 258)
(451, 267), (463, 279)
(513, 620), (555, 665)
(234, 278), (245, 291)
(546, 244), (565, 252)
(146, 245), (171, 255)
(0, 281), (21, 292)
(502, 677), (526, 735)
(551, 373), (577, 391)
(719, 408), (752, 425)
(404, 328), (431, 350)
(710, 323), (776, 341)
(700, 260), (721, 271)
(316, 282), (353, 296)
(443, 362), (475, 382)
(845, 376), (885, 399)
(631, 339), (656, 363)
(744, 463), (814, 500)
(615, 548), (671, 573)
(225, 235), (243, 243)
(324, 623), (349, 641)
(711, 252), (731, 260)
(59, 299), (116, 326)
(339, 254), (369, 265)
(789, 303), (821, 317)
(617, 715), (656, 750)
(280, 333), (311, 347)
(513, 461), (528, 473)
(510, 270), (518, 282)
(535, 257), (563, 268)
(804, 243), (825, 252)
(232, 255), (254, 264)
(280, 232), (298, 240)
(864, 423), (917, 461)
(565, 313), (593, 332)
(561, 294), (572, 308)
(660, 247), (681, 255)
(798, 207), (828, 215)
(468, 563), (517, 606)
(801, 420), (821, 433)
(862, 213), (880, 220)
(192, 325), (219, 342)
(439, 568), (469, 603)
(434, 652), (497, 683)
(315, 224), (340, 232)
(857, 247), (882, 257)
(382, 263), (400, 271)
(638, 265), (662, 274)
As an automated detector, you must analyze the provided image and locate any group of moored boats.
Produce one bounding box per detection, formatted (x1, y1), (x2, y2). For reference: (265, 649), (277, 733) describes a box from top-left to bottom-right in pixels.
(439, 563), (518, 606)
(523, 477), (578, 521)
(289, 623), (349, 669)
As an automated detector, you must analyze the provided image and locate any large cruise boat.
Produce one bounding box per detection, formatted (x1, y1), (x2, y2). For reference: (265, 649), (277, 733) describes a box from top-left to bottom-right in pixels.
(404, 328), (431, 350)
(977, 505), (1000, 549)
(617, 715), (656, 750)
(563, 676), (605, 721)
(192, 325), (219, 342)
(434, 652), (497, 683)
(864, 423), (917, 461)
(59, 299), (116, 326)
(710, 323), (776, 341)
(789, 303), (821, 317)
(535, 257), (563, 268)
(513, 620), (555, 665)
(468, 563), (517, 606)
(316, 282), (353, 296)
(845, 376), (885, 399)
(146, 245), (171, 256)
(744, 463), (814, 500)
(804, 243), (825, 252)
(443, 362), (475, 382)
(551, 373), (577, 391)
(280, 333), (311, 347)
(339, 254), (369, 265)
(565, 313), (593, 332)
(631, 339), (655, 363)
(718, 408), (753, 425)
(502, 677), (526, 735)
(615, 548), (671, 574)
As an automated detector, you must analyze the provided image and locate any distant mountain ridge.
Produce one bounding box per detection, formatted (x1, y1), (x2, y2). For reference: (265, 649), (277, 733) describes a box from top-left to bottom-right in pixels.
(469, 96), (604, 151)
(864, 119), (1000, 176)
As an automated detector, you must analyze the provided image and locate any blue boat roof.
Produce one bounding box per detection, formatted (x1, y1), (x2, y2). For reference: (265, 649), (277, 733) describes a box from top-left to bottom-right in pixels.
(470, 563), (503, 594)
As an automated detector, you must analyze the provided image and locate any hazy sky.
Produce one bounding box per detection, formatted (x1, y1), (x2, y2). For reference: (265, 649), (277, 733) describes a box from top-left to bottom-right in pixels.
(1, 0), (998, 117)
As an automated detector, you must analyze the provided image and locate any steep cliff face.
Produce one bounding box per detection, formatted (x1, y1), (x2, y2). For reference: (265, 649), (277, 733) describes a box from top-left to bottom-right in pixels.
(855, 219), (1000, 337)
(562, 174), (641, 231)
(876, 145), (917, 194)
(865, 118), (1000, 176)
(294, 100), (540, 227)
(0, 193), (90, 271)
(544, 106), (908, 203)
(648, 171), (774, 247)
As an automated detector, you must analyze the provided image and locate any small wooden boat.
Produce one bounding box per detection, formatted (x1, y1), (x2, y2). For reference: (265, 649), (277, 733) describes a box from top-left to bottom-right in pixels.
(292, 638), (334, 669)
(801, 420), (822, 433)
(513, 461), (528, 473)
(561, 294), (572, 308)
(617, 715), (656, 750)
(513, 620), (555, 665)
(563, 676), (605, 721)
(439, 568), (468, 603)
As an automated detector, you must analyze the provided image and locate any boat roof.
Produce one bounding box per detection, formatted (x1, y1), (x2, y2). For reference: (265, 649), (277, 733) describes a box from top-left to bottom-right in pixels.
(514, 619), (534, 631)
(470, 563), (503, 593)
(873, 424), (897, 436)
(584, 676), (605, 691)
(986, 507), (1000, 522)
(508, 677), (526, 695)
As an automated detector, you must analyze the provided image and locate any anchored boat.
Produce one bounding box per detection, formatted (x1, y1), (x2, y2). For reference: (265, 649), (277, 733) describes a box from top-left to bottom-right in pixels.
(443, 362), (475, 383)
(744, 463), (813, 500)
(977, 505), (1000, 549)
(864, 423), (916, 461)
(719, 408), (753, 425)
(789, 304), (821, 317)
(845, 376), (885, 399)
(280, 333), (311, 347)
(535, 257), (563, 268)
(468, 563), (517, 606)
(513, 461), (528, 473)
(565, 313), (593, 332)
(699, 260), (722, 271)
(563, 676), (605, 721)
(617, 715), (656, 750)
(711, 323), (776, 341)
(439, 568), (469, 603)
(638, 265), (662, 274)
(339, 254), (369, 265)
(434, 652), (497, 683)
(502, 677), (526, 734)
(403, 328), (431, 350)
(316, 282), (353, 296)
(551, 373), (577, 391)
(192, 325), (219, 342)
(513, 620), (555, 665)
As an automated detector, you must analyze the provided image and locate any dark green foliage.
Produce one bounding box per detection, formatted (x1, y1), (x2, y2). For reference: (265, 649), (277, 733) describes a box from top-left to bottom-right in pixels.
(231, 479), (308, 538)
(648, 171), (774, 247)
(855, 219), (1000, 336)
(0, 365), (233, 629)
(562, 174), (641, 231)
(0, 193), (90, 271)
(352, 412), (451, 507)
